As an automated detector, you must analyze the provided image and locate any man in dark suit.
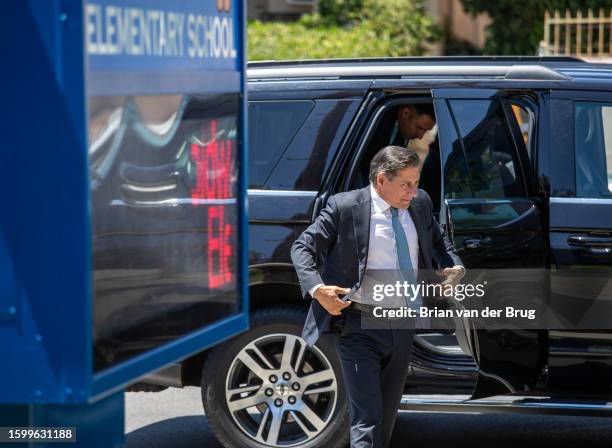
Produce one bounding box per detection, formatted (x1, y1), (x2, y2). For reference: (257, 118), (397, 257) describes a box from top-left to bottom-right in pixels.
(291, 146), (464, 448)
(354, 103), (437, 191)
(390, 103), (436, 148)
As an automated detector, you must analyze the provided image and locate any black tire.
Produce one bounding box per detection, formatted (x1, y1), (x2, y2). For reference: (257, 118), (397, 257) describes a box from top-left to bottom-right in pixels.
(202, 305), (349, 448)
(125, 383), (168, 393)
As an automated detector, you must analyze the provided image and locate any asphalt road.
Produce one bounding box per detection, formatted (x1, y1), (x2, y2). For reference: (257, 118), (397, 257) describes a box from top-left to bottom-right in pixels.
(126, 387), (612, 448)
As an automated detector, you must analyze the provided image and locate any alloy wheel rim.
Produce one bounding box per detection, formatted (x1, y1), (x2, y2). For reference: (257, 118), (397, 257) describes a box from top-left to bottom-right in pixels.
(225, 333), (338, 447)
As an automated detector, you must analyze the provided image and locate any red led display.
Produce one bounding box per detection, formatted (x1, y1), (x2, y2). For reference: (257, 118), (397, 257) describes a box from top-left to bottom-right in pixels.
(207, 206), (234, 288)
(191, 119), (236, 289)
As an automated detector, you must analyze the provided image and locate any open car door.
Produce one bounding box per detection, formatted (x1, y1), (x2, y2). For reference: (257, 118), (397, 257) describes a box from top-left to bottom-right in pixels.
(432, 88), (548, 399)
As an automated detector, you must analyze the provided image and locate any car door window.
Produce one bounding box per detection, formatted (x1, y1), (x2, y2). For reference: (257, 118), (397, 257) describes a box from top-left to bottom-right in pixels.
(510, 102), (535, 162)
(441, 99), (530, 230)
(445, 99), (527, 200)
(574, 101), (612, 198)
(267, 99), (361, 190)
(247, 100), (314, 188)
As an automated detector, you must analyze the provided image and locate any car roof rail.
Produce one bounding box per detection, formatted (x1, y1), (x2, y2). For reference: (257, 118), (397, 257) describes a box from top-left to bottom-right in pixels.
(247, 64), (573, 82)
(247, 56), (586, 69)
(504, 65), (571, 80)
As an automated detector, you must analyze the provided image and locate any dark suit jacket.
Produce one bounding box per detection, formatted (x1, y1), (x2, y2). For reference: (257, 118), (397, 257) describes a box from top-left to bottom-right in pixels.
(290, 186), (462, 347)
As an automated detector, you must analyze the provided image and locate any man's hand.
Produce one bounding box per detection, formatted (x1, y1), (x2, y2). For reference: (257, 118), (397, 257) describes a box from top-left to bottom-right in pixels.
(313, 286), (352, 316)
(435, 265), (465, 288)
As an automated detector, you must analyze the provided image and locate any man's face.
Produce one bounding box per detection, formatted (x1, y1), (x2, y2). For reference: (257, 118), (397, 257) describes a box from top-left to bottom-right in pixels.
(376, 166), (420, 209)
(398, 107), (435, 140)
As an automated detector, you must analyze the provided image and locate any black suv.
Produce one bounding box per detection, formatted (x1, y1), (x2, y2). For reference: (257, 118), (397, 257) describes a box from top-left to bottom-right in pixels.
(142, 57), (612, 448)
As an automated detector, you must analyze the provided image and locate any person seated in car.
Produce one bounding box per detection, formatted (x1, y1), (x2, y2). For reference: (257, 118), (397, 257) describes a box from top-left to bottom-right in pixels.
(388, 103), (437, 162)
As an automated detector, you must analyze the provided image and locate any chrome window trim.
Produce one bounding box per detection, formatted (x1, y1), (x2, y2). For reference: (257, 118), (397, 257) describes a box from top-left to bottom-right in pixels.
(550, 197), (612, 205)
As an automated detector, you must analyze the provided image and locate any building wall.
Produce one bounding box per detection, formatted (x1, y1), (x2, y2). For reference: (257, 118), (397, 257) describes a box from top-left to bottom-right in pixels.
(446, 0), (489, 48)
(248, 0), (318, 21)
(426, 0), (490, 54)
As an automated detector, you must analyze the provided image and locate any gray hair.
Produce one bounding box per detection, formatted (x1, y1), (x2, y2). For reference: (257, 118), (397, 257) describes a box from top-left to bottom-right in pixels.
(369, 146), (421, 185)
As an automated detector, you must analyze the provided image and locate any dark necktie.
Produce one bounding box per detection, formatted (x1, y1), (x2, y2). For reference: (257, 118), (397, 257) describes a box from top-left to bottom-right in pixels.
(390, 207), (421, 308)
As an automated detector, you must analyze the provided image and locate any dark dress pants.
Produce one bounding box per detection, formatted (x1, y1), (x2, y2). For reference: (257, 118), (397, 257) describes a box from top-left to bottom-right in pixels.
(334, 308), (415, 448)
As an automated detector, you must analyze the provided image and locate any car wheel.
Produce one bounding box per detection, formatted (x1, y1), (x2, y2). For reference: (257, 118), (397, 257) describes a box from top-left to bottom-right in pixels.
(202, 305), (349, 448)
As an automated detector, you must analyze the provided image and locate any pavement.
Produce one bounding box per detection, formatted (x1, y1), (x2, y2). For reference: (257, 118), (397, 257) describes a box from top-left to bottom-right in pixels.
(126, 386), (612, 448)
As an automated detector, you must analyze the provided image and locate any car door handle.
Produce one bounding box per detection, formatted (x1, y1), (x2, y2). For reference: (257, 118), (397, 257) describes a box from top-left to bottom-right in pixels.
(568, 235), (612, 254)
(567, 235), (612, 248)
(464, 236), (492, 250)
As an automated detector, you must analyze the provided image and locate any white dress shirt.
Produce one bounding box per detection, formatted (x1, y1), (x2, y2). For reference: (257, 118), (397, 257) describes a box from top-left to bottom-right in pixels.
(308, 184), (419, 297)
(367, 184), (419, 272)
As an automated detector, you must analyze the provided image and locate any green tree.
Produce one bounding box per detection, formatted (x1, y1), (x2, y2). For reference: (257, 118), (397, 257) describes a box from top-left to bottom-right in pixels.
(461, 0), (611, 55)
(317, 0), (364, 26)
(247, 0), (438, 61)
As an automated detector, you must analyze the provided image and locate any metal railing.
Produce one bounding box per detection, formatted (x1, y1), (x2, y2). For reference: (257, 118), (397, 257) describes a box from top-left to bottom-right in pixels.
(542, 8), (612, 59)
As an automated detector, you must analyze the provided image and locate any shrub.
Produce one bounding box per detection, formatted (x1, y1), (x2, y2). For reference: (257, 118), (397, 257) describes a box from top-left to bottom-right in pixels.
(247, 0), (438, 61)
